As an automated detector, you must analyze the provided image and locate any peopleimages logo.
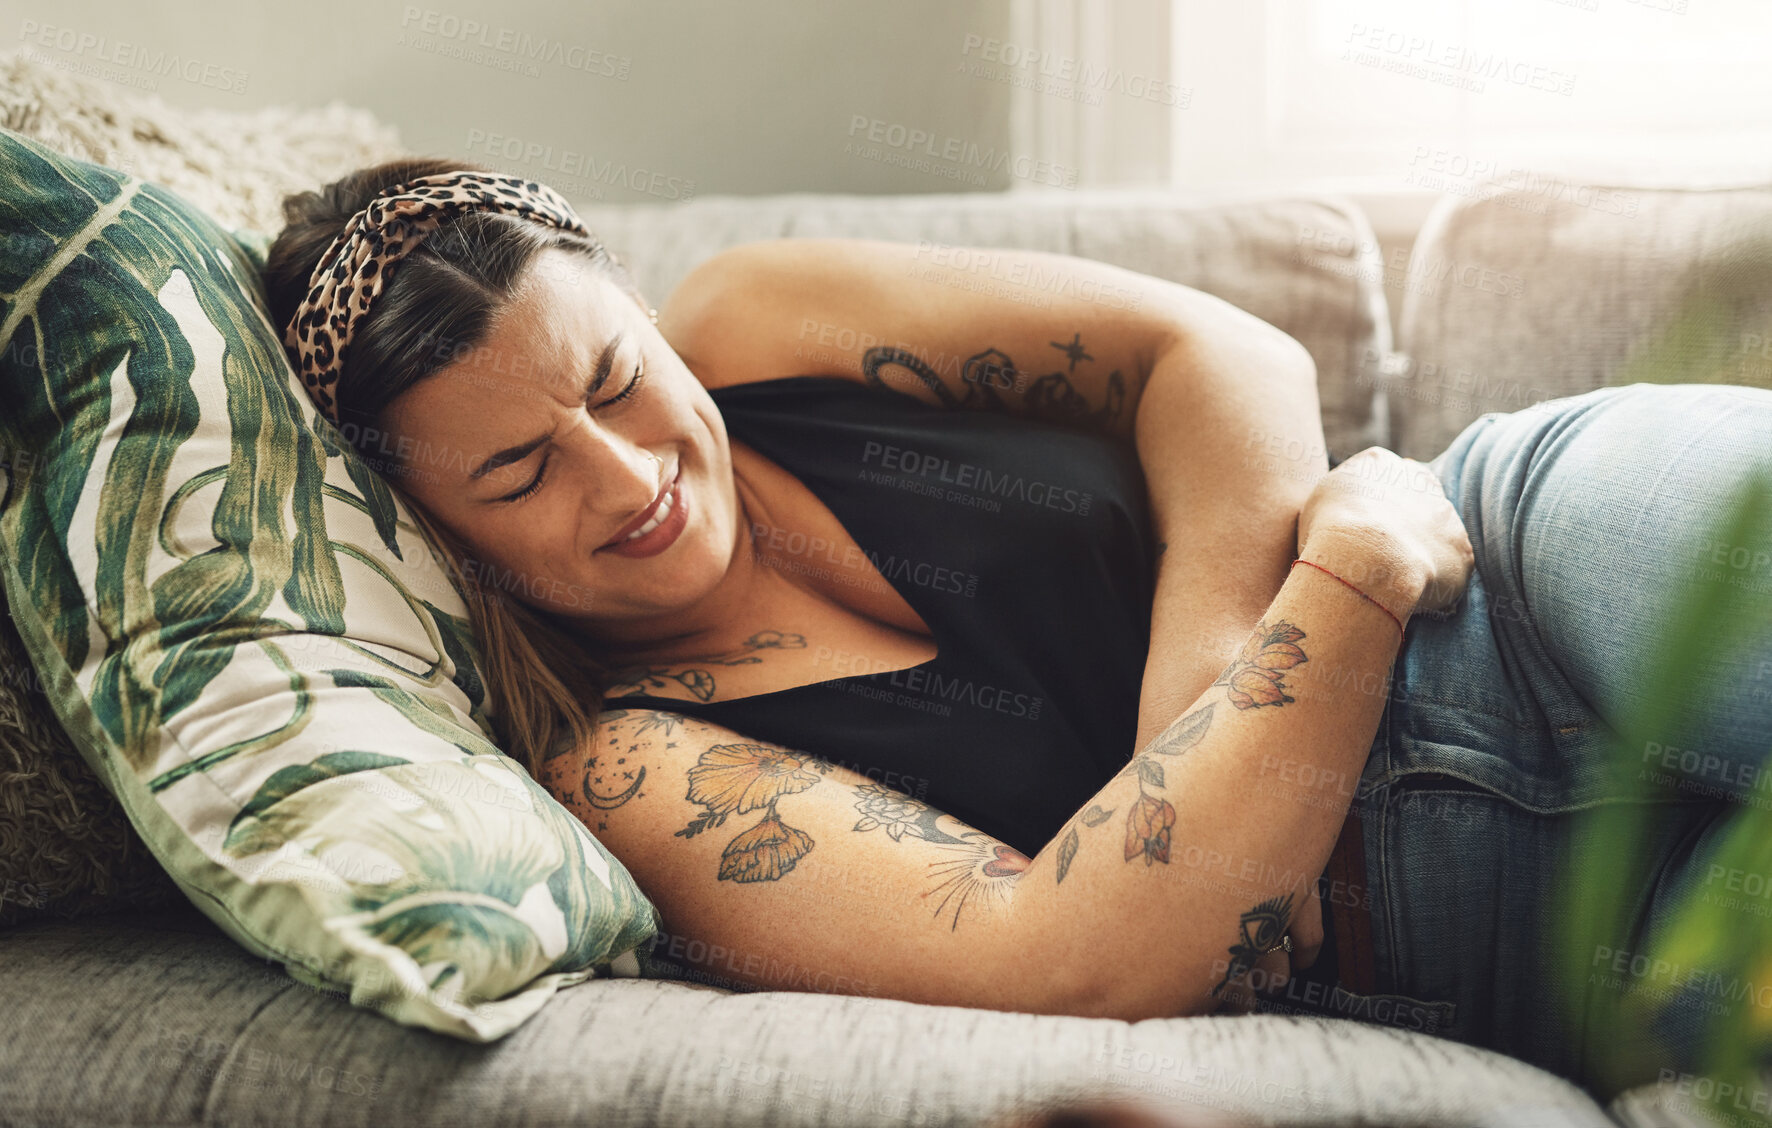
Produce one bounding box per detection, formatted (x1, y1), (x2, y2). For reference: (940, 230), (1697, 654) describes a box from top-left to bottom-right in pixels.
(464, 129), (695, 201)
(1342, 24), (1578, 97)
(17, 21), (249, 94)
(958, 33), (1191, 108)
(845, 115), (1079, 189)
(398, 7), (631, 78)
(859, 439), (1094, 517)
(836, 663), (1045, 722)
(751, 519), (981, 599)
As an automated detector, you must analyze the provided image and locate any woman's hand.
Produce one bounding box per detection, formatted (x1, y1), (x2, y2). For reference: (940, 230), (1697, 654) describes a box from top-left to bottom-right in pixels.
(1287, 882), (1326, 972)
(1295, 448), (1475, 616)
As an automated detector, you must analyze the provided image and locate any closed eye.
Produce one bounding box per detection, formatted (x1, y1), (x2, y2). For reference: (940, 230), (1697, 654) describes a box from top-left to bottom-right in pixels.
(496, 363), (646, 504)
(498, 451), (550, 503)
(599, 362), (647, 407)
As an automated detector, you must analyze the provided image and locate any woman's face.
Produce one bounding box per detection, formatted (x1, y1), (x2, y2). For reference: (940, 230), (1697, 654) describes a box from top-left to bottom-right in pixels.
(381, 246), (740, 637)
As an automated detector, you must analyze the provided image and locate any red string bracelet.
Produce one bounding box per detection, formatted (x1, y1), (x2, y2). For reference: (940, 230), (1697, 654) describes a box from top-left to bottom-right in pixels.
(1290, 558), (1407, 640)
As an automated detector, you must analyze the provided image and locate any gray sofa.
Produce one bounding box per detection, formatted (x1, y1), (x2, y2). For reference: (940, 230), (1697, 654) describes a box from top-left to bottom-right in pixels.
(4, 54), (1768, 1128)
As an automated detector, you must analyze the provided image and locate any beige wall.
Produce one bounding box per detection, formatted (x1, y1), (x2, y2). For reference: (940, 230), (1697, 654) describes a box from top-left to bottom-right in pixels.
(7, 0), (1447, 345)
(9, 0), (1016, 207)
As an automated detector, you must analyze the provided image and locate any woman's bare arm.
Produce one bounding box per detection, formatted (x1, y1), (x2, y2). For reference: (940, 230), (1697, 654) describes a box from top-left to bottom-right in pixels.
(1014, 529), (1426, 1018)
(538, 706), (1046, 1010)
(1129, 326), (1327, 754)
(658, 236), (1186, 441)
(539, 526), (1433, 1020)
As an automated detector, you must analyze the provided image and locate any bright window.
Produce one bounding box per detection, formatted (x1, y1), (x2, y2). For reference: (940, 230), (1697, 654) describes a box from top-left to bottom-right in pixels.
(1167, 0), (1772, 193)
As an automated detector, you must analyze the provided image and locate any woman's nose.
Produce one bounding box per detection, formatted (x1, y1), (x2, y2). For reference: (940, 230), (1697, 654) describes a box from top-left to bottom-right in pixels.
(594, 440), (666, 514)
(558, 415), (661, 508)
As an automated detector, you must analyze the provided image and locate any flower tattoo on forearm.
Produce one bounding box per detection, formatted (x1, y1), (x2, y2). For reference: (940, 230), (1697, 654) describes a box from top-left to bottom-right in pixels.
(1053, 702), (1217, 883)
(1213, 620), (1309, 709)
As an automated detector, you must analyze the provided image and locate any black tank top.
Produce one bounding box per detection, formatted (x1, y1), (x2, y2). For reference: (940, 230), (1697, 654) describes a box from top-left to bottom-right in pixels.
(611, 375), (1158, 860)
(609, 374), (1359, 996)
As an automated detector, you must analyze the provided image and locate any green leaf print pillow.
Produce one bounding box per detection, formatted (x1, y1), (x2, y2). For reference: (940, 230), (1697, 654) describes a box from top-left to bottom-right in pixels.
(0, 127), (659, 1041)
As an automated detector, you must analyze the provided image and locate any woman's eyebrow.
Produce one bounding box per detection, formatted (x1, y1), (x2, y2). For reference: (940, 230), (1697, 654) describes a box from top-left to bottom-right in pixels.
(467, 334), (625, 481)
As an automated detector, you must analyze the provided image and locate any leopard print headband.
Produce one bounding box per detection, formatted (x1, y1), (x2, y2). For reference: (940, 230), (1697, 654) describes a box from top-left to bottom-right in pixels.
(283, 170), (591, 427)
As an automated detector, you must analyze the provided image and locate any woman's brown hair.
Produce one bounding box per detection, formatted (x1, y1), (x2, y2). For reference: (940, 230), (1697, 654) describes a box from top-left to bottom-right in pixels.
(262, 156), (636, 777)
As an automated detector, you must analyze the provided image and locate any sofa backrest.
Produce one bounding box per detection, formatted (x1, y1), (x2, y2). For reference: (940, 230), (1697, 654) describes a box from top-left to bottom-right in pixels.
(1388, 182), (1772, 460)
(577, 189), (1395, 460)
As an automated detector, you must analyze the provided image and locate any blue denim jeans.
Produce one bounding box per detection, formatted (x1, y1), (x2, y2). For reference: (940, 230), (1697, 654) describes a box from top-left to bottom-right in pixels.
(1287, 382), (1772, 1099)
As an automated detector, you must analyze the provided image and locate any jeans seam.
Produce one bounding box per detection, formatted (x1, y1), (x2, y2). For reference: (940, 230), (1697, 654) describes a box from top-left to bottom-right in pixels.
(1499, 396), (1640, 736)
(1374, 783), (1402, 994)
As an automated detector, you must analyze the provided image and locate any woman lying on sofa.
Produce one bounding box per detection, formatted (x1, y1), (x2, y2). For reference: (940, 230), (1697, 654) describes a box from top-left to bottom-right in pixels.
(263, 159), (1772, 1096)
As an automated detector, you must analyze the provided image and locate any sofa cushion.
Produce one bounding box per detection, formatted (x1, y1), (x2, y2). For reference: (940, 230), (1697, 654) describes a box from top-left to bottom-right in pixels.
(575, 188), (1395, 460)
(0, 47), (434, 927)
(0, 907), (1618, 1128)
(1387, 182), (1772, 460)
(0, 126), (659, 1041)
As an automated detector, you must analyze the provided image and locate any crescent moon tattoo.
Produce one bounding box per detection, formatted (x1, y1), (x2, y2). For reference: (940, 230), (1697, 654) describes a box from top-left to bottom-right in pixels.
(584, 765), (646, 809)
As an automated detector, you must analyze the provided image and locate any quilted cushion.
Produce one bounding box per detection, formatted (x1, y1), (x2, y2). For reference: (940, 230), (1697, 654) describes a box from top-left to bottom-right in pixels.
(0, 126), (659, 1040)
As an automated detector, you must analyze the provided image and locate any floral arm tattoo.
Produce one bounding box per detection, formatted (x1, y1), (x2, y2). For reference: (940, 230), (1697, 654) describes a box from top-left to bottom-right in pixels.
(1055, 702), (1215, 882)
(546, 709), (1029, 934)
(1051, 619), (1311, 884)
(674, 742), (829, 882)
(1211, 620), (1309, 709)
(849, 783), (1030, 932)
(647, 737), (1028, 932)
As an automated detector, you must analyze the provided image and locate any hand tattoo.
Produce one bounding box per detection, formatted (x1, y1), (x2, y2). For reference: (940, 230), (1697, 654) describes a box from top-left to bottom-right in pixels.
(1209, 893), (1295, 999)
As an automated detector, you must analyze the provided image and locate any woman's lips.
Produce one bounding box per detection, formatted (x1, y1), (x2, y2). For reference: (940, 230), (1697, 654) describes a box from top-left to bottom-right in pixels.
(597, 467), (687, 558)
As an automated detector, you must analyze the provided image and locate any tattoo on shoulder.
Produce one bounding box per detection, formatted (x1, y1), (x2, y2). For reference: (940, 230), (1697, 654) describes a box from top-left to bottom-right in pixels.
(1212, 620), (1309, 710)
(543, 708), (693, 834)
(860, 332), (1129, 438)
(603, 629), (807, 701)
(848, 783), (1029, 932)
(1209, 893), (1295, 1000)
